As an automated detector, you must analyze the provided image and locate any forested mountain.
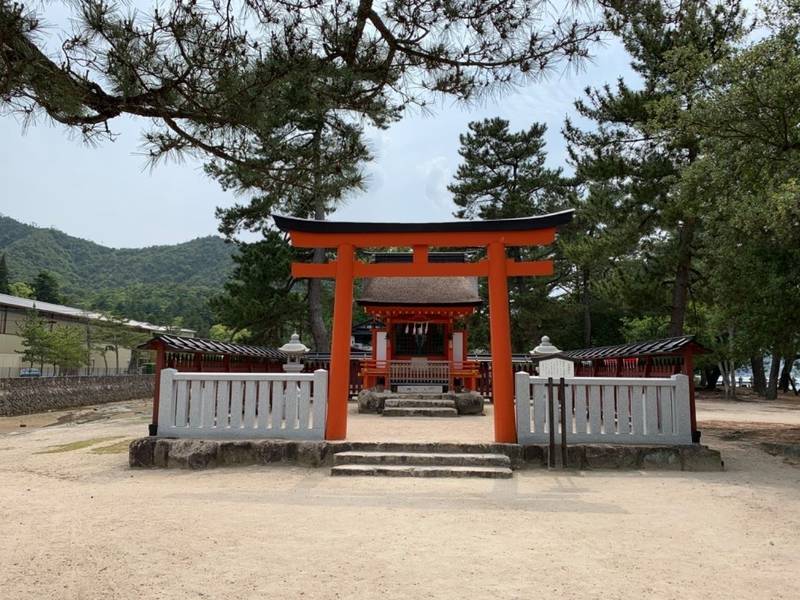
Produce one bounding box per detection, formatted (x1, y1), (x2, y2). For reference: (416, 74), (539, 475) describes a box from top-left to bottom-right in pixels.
(0, 214), (234, 334)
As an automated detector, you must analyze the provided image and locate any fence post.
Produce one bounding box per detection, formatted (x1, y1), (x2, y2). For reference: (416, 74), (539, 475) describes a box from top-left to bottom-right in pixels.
(156, 368), (177, 436)
(559, 377), (568, 467)
(514, 371), (531, 444)
(547, 377), (555, 468)
(672, 374), (692, 443)
(313, 369), (329, 440)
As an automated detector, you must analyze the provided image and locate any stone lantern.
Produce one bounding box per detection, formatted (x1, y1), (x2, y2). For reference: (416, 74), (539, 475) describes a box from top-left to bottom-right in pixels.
(530, 335), (574, 378)
(530, 335), (560, 356)
(279, 332), (309, 373)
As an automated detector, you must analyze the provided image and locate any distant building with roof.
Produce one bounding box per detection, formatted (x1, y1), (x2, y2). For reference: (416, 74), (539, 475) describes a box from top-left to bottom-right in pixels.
(0, 293), (195, 374)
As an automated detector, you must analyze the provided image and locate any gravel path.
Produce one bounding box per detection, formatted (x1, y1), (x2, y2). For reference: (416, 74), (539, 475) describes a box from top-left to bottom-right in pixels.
(0, 397), (799, 599)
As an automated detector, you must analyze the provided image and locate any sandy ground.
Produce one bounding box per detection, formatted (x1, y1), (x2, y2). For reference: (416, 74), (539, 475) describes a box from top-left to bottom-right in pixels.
(1, 396), (799, 599)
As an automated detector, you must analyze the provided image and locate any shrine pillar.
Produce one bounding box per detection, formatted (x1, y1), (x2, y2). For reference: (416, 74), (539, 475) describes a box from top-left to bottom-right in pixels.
(326, 244), (354, 440)
(487, 241), (517, 443)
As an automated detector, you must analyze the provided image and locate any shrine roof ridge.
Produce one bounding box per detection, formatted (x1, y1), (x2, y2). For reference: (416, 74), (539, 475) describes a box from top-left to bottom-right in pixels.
(272, 209), (574, 234)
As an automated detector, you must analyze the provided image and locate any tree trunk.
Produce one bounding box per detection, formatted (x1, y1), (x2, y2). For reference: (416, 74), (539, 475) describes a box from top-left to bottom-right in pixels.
(307, 124), (330, 351)
(582, 268), (592, 347)
(779, 355), (796, 393)
(718, 360), (737, 400)
(766, 354), (782, 400)
(668, 219), (695, 336)
(703, 365), (720, 391)
(750, 355), (766, 396)
(128, 349), (138, 373)
(718, 362), (730, 399)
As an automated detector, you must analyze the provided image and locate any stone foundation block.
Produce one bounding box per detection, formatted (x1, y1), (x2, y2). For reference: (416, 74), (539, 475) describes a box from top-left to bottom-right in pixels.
(258, 441), (288, 464)
(449, 391), (485, 415)
(129, 438), (723, 472)
(128, 437), (156, 468)
(680, 445), (724, 471)
(357, 389), (389, 413)
(166, 439), (219, 469)
(218, 441), (260, 466)
(641, 447), (682, 470)
(584, 445), (640, 470)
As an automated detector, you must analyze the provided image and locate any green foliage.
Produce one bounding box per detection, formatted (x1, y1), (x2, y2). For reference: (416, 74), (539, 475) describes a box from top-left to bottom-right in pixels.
(48, 326), (88, 373)
(0, 215), (234, 333)
(32, 271), (61, 303)
(0, 252), (8, 293)
(449, 117), (599, 352)
(90, 317), (151, 369)
(210, 232), (306, 347)
(621, 315), (670, 343)
(8, 281), (33, 298)
(1, 1), (605, 354)
(0, 216), (234, 294)
(1, 0), (603, 152)
(17, 311), (50, 367)
(564, 0), (749, 336)
(88, 284), (218, 337)
(17, 311), (87, 373)
(449, 118), (567, 220)
(209, 324), (251, 343)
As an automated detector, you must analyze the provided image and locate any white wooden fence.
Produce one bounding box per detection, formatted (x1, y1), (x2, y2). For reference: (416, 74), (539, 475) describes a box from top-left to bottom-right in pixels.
(157, 369), (328, 440)
(515, 373), (692, 445)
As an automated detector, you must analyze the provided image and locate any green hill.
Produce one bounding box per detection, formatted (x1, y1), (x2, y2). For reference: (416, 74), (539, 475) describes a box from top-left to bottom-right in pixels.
(0, 214), (235, 334)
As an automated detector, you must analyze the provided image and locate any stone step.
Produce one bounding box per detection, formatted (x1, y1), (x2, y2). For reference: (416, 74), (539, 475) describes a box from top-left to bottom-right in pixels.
(383, 398), (456, 409)
(382, 407), (458, 417)
(330, 464), (513, 479)
(333, 451), (511, 468)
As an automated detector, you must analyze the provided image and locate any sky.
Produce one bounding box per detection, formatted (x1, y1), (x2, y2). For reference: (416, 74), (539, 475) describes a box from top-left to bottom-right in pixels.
(0, 7), (637, 249)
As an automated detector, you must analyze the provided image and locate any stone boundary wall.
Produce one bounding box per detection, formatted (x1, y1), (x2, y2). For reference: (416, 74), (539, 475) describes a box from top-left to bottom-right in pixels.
(129, 438), (724, 471)
(0, 375), (153, 416)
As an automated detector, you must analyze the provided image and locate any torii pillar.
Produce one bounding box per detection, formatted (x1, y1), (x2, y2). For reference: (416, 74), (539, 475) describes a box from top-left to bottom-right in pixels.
(274, 210), (574, 442)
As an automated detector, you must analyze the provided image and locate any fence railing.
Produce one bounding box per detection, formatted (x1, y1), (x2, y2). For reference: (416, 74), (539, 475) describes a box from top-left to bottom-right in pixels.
(389, 360), (450, 386)
(157, 368), (328, 440)
(514, 373), (692, 445)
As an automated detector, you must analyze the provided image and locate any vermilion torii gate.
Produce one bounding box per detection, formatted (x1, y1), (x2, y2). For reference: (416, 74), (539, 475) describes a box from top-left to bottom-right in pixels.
(274, 210), (574, 443)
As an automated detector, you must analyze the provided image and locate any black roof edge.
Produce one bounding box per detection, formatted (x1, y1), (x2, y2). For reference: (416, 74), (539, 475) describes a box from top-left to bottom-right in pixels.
(272, 210), (574, 235)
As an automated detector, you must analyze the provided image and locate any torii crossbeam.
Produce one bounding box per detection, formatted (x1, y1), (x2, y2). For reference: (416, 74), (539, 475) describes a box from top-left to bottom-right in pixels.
(274, 210), (574, 442)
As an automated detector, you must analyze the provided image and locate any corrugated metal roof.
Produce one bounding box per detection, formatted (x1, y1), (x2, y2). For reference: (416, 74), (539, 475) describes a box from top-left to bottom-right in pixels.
(145, 334), (286, 358)
(562, 336), (706, 360)
(143, 335), (372, 359)
(0, 293), (196, 336)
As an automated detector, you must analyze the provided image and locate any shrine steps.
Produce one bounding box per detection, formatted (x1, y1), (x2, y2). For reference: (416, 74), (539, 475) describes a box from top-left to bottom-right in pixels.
(382, 397), (458, 417)
(384, 397), (456, 408)
(331, 450), (513, 478)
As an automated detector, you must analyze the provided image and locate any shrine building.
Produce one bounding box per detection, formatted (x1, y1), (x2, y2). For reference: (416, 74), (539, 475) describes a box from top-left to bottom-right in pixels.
(357, 252), (481, 393)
